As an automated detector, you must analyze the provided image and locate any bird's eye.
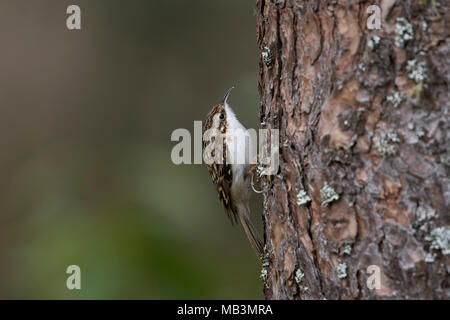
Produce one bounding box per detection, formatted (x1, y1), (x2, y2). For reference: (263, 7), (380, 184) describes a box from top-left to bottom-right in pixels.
(219, 113), (225, 120)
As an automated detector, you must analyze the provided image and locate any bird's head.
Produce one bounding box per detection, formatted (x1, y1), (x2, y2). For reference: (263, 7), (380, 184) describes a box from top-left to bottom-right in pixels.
(203, 87), (234, 134)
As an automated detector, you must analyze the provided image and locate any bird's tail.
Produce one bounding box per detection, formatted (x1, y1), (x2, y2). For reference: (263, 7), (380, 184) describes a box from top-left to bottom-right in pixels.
(237, 204), (264, 261)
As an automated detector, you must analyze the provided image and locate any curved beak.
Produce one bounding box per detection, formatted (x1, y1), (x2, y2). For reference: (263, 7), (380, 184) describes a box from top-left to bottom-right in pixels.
(221, 86), (234, 105)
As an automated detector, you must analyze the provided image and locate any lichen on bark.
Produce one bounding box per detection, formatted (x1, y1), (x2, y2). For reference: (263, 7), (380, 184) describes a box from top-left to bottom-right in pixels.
(257, 0), (449, 300)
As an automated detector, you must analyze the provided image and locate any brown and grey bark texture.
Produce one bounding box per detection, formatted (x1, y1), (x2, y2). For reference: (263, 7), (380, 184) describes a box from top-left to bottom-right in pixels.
(256, 0), (449, 299)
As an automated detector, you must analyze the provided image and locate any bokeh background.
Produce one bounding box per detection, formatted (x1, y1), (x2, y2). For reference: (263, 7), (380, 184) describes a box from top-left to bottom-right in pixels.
(0, 0), (263, 299)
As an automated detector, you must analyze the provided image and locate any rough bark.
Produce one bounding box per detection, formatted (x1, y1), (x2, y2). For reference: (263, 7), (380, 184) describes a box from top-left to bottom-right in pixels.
(257, 0), (449, 299)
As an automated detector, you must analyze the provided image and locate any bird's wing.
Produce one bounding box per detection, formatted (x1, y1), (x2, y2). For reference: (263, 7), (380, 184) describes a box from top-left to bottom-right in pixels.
(208, 162), (238, 225)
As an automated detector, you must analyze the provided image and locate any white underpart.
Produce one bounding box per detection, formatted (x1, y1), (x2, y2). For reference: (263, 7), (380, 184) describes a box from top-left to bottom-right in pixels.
(224, 103), (252, 205)
(224, 103), (251, 165)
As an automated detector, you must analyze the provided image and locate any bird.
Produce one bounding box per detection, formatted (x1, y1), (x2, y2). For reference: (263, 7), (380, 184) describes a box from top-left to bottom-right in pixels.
(202, 87), (263, 260)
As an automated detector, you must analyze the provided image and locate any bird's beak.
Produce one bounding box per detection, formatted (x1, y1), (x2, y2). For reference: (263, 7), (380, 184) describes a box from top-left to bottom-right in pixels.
(221, 86), (234, 105)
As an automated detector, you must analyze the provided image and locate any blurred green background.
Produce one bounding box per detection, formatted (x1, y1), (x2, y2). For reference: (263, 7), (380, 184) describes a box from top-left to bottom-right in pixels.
(0, 0), (263, 299)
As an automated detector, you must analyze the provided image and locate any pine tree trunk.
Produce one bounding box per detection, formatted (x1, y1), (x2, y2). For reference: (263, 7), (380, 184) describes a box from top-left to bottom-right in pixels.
(257, 0), (449, 300)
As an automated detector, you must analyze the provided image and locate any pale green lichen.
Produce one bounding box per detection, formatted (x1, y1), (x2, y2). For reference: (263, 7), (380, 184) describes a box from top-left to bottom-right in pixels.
(260, 245), (271, 282)
(416, 205), (436, 222)
(425, 227), (450, 255)
(343, 245), (352, 255)
(367, 35), (381, 50)
(416, 127), (426, 138)
(374, 137), (396, 156)
(419, 223), (431, 233)
(295, 269), (305, 284)
(386, 91), (405, 108)
(407, 59), (427, 84)
(412, 204), (437, 232)
(320, 182), (339, 207)
(262, 46), (273, 69)
(373, 130), (399, 157)
(261, 245), (271, 267)
(297, 190), (311, 206)
(408, 123), (425, 139)
(395, 17), (413, 47)
(260, 267), (268, 282)
(387, 130), (400, 143)
(337, 263), (347, 279)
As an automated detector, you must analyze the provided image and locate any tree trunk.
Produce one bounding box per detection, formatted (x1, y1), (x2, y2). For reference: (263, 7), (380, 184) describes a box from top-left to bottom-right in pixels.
(257, 0), (449, 300)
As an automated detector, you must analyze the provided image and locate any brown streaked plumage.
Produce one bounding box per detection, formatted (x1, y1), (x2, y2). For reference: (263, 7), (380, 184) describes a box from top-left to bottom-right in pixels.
(202, 88), (263, 260)
(203, 104), (236, 224)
